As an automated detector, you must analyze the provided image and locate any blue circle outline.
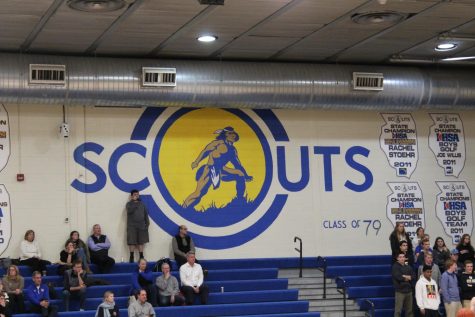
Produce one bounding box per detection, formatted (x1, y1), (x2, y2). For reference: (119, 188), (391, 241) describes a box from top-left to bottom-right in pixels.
(151, 108), (273, 227)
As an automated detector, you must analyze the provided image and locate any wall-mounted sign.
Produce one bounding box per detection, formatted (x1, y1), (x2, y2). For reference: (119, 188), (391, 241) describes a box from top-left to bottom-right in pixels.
(387, 182), (425, 239)
(0, 185), (11, 256)
(0, 104), (10, 173)
(380, 113), (418, 178)
(436, 181), (473, 244)
(429, 113), (465, 177)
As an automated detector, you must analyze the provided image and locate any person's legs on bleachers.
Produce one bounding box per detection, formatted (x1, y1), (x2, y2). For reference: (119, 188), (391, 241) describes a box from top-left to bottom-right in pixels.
(158, 294), (171, 306)
(62, 289), (71, 311)
(145, 284), (158, 307)
(181, 285), (195, 305)
(199, 284), (209, 305)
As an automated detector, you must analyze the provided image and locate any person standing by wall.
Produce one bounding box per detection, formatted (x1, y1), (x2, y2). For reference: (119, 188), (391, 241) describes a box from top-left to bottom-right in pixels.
(441, 259), (462, 317)
(415, 264), (441, 317)
(460, 261), (475, 309)
(126, 189), (150, 263)
(392, 252), (414, 317)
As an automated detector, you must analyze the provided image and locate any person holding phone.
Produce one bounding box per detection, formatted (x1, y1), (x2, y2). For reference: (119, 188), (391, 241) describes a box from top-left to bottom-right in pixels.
(126, 189), (150, 263)
(25, 271), (58, 317)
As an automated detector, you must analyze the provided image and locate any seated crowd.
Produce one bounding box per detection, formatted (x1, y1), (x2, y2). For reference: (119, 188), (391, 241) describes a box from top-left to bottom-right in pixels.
(390, 222), (475, 317)
(0, 224), (205, 317)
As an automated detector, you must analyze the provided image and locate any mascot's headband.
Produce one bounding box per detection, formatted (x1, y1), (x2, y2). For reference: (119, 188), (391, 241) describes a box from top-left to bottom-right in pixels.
(214, 126), (235, 134)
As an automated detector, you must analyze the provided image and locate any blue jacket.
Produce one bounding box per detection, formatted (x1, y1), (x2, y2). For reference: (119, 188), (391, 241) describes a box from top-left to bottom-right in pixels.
(440, 271), (460, 303)
(131, 269), (154, 292)
(25, 283), (50, 306)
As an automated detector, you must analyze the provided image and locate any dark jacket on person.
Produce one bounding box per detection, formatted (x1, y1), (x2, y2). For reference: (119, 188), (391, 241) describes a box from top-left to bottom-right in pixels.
(459, 272), (475, 300)
(0, 303), (12, 317)
(389, 232), (413, 255)
(126, 200), (150, 230)
(174, 234), (195, 254)
(392, 262), (414, 293)
(432, 247), (450, 272)
(63, 269), (88, 290)
(392, 250), (415, 268)
(457, 244), (475, 265)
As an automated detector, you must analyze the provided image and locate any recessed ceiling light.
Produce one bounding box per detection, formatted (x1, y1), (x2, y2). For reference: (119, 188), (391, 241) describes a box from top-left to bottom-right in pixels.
(197, 35), (217, 43)
(435, 43), (457, 51)
(67, 0), (127, 12)
(351, 11), (407, 25)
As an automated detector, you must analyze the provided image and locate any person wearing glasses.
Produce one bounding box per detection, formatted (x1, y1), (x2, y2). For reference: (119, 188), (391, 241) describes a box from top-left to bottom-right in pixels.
(416, 264), (441, 317)
(172, 225), (197, 267)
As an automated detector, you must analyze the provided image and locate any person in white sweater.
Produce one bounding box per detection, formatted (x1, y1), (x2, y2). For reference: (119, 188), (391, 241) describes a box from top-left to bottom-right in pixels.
(416, 264), (441, 317)
(19, 230), (50, 275)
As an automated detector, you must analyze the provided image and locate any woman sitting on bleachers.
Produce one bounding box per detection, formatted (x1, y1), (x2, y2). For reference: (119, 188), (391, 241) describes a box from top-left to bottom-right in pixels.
(95, 291), (119, 317)
(19, 229), (51, 275)
(57, 241), (78, 276)
(131, 259), (157, 307)
(67, 231), (92, 273)
(1, 265), (24, 314)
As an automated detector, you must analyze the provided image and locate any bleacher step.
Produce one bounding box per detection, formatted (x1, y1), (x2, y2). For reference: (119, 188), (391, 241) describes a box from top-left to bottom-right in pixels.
(279, 269), (324, 278)
(287, 277), (333, 286)
(318, 310), (367, 317)
(299, 294), (345, 300)
(309, 301), (359, 312)
(231, 313), (321, 317)
(298, 287), (342, 296)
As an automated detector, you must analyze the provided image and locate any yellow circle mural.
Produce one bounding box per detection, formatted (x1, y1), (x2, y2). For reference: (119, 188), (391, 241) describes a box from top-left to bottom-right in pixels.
(158, 108), (265, 212)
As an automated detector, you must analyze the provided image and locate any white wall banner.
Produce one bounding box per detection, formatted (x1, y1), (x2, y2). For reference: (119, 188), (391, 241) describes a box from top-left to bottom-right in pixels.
(436, 181), (473, 244)
(429, 113), (465, 177)
(0, 185), (12, 256)
(0, 104), (10, 173)
(380, 113), (418, 178)
(387, 182), (425, 239)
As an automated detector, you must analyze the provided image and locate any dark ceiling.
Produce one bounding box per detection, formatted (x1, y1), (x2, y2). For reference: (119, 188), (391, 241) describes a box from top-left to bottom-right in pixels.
(1, 0), (475, 65)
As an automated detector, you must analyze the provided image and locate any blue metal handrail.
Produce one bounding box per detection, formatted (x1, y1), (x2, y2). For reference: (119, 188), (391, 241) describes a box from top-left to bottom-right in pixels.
(316, 256), (327, 299)
(335, 276), (347, 317)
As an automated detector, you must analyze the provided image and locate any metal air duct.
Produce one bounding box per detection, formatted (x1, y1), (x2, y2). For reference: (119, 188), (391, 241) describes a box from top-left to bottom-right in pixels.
(0, 53), (474, 110)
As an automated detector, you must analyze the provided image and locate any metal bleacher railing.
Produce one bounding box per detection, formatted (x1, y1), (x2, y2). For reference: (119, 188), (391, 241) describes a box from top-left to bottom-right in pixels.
(293, 236), (303, 278)
(363, 299), (375, 317)
(335, 276), (347, 317)
(316, 256), (327, 299)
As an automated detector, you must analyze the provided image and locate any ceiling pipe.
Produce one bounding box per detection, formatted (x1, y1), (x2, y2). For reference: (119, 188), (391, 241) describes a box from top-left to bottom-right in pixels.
(0, 53), (474, 110)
